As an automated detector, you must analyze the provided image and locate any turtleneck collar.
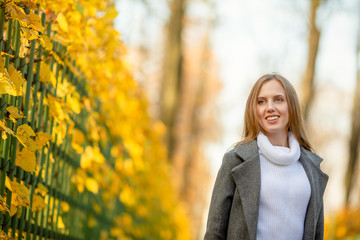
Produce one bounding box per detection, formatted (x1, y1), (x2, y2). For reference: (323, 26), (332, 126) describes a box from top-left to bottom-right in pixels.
(257, 131), (300, 166)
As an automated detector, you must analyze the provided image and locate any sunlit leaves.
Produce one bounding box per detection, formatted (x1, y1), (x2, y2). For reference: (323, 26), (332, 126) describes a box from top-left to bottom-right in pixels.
(0, 196), (10, 214)
(71, 128), (85, 153)
(31, 194), (46, 212)
(85, 177), (99, 194)
(0, 0), (191, 238)
(15, 148), (36, 172)
(8, 65), (24, 96)
(16, 124), (51, 151)
(27, 13), (44, 32)
(6, 106), (25, 123)
(16, 124), (36, 147)
(0, 229), (13, 240)
(39, 63), (56, 84)
(0, 59), (24, 96)
(45, 95), (67, 122)
(39, 35), (53, 51)
(7, 2), (27, 24)
(19, 34), (30, 58)
(80, 146), (105, 169)
(119, 184), (135, 207)
(5, 177), (30, 208)
(61, 201), (70, 213)
(56, 13), (68, 33)
(0, 119), (15, 139)
(325, 207), (360, 240)
(35, 183), (48, 197)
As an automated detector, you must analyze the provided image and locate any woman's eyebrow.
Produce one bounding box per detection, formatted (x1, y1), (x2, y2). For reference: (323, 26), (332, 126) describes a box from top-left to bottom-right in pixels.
(257, 94), (285, 99)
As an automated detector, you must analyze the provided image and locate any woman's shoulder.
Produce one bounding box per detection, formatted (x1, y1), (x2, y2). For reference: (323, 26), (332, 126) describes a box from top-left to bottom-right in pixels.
(222, 139), (258, 164)
(300, 147), (323, 165)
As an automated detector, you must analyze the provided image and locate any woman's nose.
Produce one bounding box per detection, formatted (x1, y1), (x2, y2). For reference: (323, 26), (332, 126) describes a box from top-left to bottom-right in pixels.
(266, 101), (275, 112)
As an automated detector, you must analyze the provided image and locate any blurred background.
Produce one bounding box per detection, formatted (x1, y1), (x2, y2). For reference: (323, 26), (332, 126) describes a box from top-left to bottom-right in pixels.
(115, 0), (360, 239)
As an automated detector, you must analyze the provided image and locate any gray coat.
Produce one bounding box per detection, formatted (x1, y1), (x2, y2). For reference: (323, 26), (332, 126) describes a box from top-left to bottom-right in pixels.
(204, 140), (328, 240)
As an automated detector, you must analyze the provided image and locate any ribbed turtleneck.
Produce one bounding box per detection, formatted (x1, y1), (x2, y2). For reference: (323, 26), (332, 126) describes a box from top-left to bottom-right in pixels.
(257, 131), (300, 165)
(256, 131), (311, 240)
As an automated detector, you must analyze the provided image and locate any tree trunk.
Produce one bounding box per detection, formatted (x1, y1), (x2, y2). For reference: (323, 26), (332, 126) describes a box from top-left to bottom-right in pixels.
(345, 9), (360, 204)
(301, 0), (321, 120)
(160, 0), (185, 160)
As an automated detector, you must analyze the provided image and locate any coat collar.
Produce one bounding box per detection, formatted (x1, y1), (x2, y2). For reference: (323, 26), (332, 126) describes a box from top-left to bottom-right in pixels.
(231, 139), (328, 240)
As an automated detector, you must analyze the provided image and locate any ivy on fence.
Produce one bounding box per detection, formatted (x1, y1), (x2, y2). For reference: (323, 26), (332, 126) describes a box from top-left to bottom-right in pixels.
(0, 0), (190, 239)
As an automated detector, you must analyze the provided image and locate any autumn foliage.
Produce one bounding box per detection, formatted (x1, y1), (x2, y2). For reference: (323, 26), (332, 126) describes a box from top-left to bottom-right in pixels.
(0, 0), (190, 239)
(325, 206), (360, 240)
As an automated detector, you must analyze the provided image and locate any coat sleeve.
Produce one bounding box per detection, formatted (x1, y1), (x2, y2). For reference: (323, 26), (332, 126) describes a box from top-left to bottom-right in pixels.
(204, 152), (237, 240)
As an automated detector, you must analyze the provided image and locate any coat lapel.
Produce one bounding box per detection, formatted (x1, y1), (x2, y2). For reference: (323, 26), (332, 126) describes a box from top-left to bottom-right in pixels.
(231, 140), (260, 240)
(299, 148), (329, 240)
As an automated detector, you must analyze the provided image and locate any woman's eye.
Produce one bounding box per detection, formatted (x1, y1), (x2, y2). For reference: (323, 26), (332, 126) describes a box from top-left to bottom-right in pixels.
(258, 100), (265, 104)
(275, 98), (283, 102)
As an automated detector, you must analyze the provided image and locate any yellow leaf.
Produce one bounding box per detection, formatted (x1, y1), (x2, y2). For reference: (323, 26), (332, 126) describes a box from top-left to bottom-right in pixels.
(56, 80), (71, 98)
(46, 95), (67, 122)
(71, 128), (85, 153)
(56, 13), (68, 33)
(0, 119), (15, 137)
(52, 34), (71, 46)
(61, 201), (70, 213)
(0, 195), (10, 214)
(28, 13), (44, 32)
(35, 183), (48, 197)
(31, 194), (45, 212)
(19, 34), (30, 58)
(0, 70), (14, 96)
(110, 228), (124, 237)
(15, 148), (36, 172)
(6, 106), (25, 123)
(16, 125), (47, 152)
(51, 51), (64, 65)
(0, 229), (12, 239)
(1, 52), (15, 58)
(85, 177), (98, 194)
(9, 205), (17, 217)
(80, 146), (105, 169)
(39, 63), (56, 85)
(57, 216), (65, 229)
(2, 132), (7, 140)
(7, 2), (28, 25)
(21, 27), (39, 41)
(65, 59), (80, 76)
(39, 35), (53, 51)
(16, 124), (35, 148)
(119, 185), (135, 207)
(6, 178), (30, 207)
(34, 132), (51, 149)
(5, 177), (12, 191)
(8, 64), (24, 96)
(67, 93), (81, 114)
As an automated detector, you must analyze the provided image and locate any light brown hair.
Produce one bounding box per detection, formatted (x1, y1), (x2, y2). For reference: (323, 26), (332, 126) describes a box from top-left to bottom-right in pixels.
(239, 73), (313, 151)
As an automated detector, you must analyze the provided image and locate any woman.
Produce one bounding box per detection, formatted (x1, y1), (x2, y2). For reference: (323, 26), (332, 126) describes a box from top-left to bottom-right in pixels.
(204, 73), (328, 240)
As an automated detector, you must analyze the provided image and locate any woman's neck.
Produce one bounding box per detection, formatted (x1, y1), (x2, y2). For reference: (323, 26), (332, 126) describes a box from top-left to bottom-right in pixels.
(265, 132), (289, 147)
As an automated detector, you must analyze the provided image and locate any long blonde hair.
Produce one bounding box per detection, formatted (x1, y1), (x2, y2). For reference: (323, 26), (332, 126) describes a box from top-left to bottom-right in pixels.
(239, 73), (313, 151)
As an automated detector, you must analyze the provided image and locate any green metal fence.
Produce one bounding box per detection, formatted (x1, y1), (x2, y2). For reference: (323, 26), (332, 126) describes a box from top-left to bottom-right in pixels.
(0, 3), (122, 240)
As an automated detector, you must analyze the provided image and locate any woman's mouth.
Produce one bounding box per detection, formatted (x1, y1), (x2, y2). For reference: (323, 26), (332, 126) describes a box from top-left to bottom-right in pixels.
(266, 116), (279, 121)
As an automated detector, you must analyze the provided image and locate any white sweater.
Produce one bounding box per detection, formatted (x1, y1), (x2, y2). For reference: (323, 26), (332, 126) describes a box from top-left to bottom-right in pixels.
(256, 132), (311, 240)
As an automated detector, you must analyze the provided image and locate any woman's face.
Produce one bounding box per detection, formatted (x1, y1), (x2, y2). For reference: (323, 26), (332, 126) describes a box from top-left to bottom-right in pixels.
(256, 80), (289, 139)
